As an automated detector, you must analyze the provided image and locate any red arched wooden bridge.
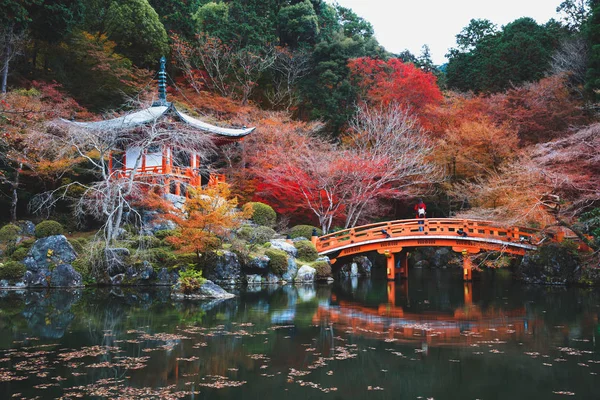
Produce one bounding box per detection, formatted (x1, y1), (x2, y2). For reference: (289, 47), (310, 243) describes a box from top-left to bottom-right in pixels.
(311, 218), (546, 281)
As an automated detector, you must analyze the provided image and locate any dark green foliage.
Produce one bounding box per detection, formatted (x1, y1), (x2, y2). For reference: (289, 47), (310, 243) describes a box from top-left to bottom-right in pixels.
(135, 235), (162, 249)
(70, 237), (89, 254)
(244, 202), (277, 227)
(581, 208), (600, 243)
(278, 0), (319, 47)
(0, 261), (25, 280)
(173, 253), (199, 268)
(104, 0), (169, 66)
(35, 220), (64, 238)
(289, 225), (322, 239)
(585, 2), (600, 100)
(149, 247), (177, 266)
(148, 0), (202, 37)
(154, 229), (177, 240)
(447, 17), (565, 93)
(10, 247), (29, 261)
(294, 240), (318, 261)
(265, 249), (288, 275)
(312, 260), (331, 279)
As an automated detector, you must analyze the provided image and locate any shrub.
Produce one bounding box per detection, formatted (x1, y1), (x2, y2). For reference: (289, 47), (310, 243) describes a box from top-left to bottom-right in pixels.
(154, 229), (176, 240)
(265, 249), (288, 275)
(10, 247), (29, 261)
(0, 224), (21, 243)
(70, 237), (90, 254)
(178, 269), (206, 294)
(289, 225), (322, 239)
(312, 261), (331, 279)
(243, 202), (276, 227)
(35, 220), (64, 238)
(237, 225), (275, 245)
(229, 238), (250, 266)
(295, 240), (318, 261)
(0, 261), (26, 280)
(173, 252), (199, 268)
(149, 247), (177, 266)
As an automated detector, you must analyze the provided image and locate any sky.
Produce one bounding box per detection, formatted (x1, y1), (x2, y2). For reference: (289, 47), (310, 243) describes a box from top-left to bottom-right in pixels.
(331, 0), (566, 64)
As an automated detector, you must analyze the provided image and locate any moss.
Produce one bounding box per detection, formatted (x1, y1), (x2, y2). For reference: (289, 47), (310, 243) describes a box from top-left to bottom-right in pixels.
(35, 220), (64, 238)
(295, 240), (318, 262)
(311, 261), (331, 279)
(154, 229), (176, 240)
(70, 237), (90, 254)
(10, 247), (29, 261)
(265, 249), (288, 276)
(237, 225), (275, 245)
(262, 242), (272, 248)
(289, 225), (322, 239)
(243, 202), (276, 227)
(0, 261), (26, 280)
(135, 235), (162, 249)
(148, 247), (178, 266)
(0, 224), (21, 243)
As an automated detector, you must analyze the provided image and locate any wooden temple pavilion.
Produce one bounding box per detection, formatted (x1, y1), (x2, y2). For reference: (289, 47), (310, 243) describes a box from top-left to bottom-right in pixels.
(62, 57), (255, 195)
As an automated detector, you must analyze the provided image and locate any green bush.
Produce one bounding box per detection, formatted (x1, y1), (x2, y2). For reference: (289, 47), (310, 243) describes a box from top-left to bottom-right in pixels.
(173, 253), (199, 268)
(35, 220), (64, 238)
(178, 269), (206, 294)
(149, 247), (177, 266)
(72, 258), (92, 281)
(265, 249), (288, 276)
(295, 240), (318, 261)
(154, 229), (176, 240)
(237, 225), (275, 245)
(10, 247), (29, 261)
(0, 261), (26, 280)
(312, 261), (331, 279)
(243, 202), (277, 227)
(70, 237), (90, 254)
(0, 224), (21, 244)
(289, 225), (322, 239)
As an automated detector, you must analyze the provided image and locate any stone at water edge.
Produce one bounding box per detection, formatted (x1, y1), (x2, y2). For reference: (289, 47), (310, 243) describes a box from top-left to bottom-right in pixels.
(282, 257), (298, 281)
(50, 264), (83, 288)
(203, 250), (242, 284)
(247, 255), (270, 270)
(172, 279), (235, 300)
(156, 268), (179, 286)
(269, 239), (298, 257)
(295, 265), (317, 282)
(104, 248), (131, 277)
(354, 256), (372, 276)
(26, 235), (77, 271)
(22, 270), (50, 288)
(246, 274), (262, 284)
(351, 263), (359, 277)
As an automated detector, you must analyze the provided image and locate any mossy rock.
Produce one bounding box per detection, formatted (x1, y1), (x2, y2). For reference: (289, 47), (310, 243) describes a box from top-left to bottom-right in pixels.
(34, 220), (64, 238)
(295, 240), (318, 262)
(70, 237), (90, 254)
(289, 225), (322, 239)
(265, 249), (288, 276)
(149, 247), (178, 266)
(135, 235), (163, 249)
(311, 261), (331, 279)
(154, 229), (176, 240)
(243, 202), (276, 228)
(0, 261), (25, 281)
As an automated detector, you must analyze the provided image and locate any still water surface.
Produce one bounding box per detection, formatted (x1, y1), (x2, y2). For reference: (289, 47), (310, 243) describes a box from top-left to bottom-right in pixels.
(0, 269), (599, 399)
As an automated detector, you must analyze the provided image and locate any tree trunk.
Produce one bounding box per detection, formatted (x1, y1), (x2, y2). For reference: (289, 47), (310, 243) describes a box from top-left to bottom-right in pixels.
(557, 219), (599, 252)
(10, 165), (21, 222)
(1, 26), (12, 94)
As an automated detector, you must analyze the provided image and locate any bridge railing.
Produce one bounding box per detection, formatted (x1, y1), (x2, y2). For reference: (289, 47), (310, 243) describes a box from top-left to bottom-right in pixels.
(315, 218), (541, 253)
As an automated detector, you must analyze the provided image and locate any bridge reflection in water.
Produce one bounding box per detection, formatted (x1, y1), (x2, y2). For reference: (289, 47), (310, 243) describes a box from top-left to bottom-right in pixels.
(313, 281), (535, 352)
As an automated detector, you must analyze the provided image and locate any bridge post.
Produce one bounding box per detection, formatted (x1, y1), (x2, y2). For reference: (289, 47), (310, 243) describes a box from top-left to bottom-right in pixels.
(386, 252), (396, 280)
(462, 250), (473, 282)
(399, 251), (409, 280)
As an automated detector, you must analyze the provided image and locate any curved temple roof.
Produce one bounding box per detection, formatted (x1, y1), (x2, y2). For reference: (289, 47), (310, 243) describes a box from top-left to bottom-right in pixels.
(61, 104), (255, 139)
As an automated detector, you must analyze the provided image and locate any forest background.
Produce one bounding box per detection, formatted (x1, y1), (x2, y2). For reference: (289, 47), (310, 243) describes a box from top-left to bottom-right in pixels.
(0, 0), (598, 261)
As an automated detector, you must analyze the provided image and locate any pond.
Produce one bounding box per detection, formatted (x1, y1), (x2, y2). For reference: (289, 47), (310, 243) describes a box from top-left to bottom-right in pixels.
(0, 268), (599, 399)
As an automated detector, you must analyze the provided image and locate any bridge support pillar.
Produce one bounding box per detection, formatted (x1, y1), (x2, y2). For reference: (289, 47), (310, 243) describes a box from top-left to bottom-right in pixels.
(386, 253), (396, 280)
(399, 252), (409, 280)
(462, 250), (473, 282)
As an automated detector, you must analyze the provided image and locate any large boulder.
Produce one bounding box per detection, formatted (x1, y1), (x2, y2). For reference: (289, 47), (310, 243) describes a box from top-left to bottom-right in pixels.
(269, 240), (298, 258)
(295, 265), (316, 283)
(22, 270), (50, 288)
(203, 251), (242, 284)
(517, 243), (581, 285)
(50, 264), (83, 287)
(247, 255), (270, 271)
(141, 210), (178, 234)
(156, 267), (179, 286)
(282, 257), (298, 281)
(172, 279), (235, 300)
(25, 235), (77, 271)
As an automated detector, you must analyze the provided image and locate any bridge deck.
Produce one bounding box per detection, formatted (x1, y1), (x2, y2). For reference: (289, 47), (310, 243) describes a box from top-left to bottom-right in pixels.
(314, 218), (541, 258)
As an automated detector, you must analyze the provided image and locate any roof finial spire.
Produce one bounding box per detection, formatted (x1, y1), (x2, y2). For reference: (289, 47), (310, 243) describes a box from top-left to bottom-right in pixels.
(157, 56), (168, 106)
